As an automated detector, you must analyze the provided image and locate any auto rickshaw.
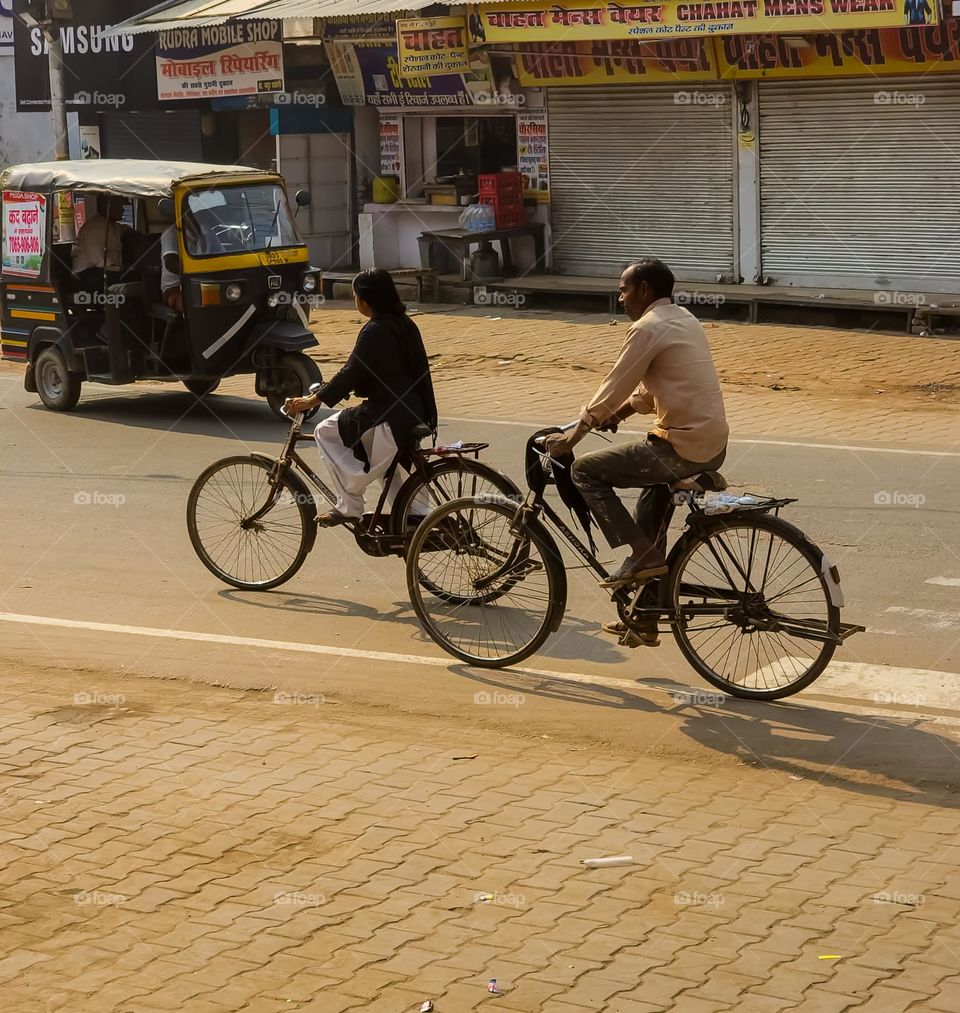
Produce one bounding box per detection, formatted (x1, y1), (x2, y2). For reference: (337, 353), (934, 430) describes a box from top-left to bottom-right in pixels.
(0, 159), (322, 418)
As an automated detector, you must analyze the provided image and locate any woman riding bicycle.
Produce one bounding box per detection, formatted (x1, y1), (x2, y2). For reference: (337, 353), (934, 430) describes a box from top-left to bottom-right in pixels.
(284, 269), (438, 526)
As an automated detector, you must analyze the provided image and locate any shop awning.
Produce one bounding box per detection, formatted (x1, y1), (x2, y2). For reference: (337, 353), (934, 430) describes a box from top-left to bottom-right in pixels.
(115, 0), (458, 35)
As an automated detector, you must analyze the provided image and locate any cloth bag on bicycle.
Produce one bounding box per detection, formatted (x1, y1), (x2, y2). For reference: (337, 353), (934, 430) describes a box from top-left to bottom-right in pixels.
(525, 427), (597, 554)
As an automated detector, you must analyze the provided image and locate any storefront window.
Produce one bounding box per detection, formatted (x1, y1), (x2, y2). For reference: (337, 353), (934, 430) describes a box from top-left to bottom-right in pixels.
(435, 117), (518, 178)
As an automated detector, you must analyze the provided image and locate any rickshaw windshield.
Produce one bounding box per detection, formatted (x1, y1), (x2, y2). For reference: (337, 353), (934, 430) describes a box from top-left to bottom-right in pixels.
(182, 183), (301, 257)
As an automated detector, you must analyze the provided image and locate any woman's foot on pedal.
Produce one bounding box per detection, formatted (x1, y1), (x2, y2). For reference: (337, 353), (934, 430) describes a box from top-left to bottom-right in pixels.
(316, 510), (359, 527)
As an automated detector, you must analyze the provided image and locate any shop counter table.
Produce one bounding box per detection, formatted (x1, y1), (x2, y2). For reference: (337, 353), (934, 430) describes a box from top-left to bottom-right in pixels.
(418, 223), (546, 280)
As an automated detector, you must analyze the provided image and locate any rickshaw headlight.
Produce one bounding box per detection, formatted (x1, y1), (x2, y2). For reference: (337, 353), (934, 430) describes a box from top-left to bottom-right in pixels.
(302, 273), (318, 294)
(225, 283), (243, 302)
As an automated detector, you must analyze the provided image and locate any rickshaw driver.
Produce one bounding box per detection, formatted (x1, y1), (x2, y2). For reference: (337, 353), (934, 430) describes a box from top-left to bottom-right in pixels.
(72, 195), (134, 293)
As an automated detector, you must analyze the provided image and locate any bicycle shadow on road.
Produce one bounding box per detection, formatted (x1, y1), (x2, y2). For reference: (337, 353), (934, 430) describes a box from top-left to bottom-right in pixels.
(672, 699), (960, 807)
(219, 589), (419, 629)
(450, 666), (960, 807)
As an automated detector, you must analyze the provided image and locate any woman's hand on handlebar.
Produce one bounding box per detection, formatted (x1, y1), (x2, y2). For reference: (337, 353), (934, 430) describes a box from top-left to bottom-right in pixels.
(284, 395), (318, 416)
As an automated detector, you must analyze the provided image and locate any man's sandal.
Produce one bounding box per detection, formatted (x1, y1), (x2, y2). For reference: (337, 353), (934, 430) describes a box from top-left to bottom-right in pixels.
(601, 620), (660, 648)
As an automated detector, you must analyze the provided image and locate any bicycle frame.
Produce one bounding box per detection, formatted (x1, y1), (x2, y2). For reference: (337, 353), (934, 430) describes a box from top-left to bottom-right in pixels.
(244, 410), (494, 558)
(507, 485), (861, 649)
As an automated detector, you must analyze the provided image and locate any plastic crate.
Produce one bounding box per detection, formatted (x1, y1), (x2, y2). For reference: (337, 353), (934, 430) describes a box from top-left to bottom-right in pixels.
(479, 194), (523, 215)
(493, 207), (526, 230)
(479, 172), (524, 198)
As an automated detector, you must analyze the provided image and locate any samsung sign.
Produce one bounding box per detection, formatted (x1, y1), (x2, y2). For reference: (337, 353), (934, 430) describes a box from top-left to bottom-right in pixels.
(14, 0), (160, 111)
(26, 23), (136, 56)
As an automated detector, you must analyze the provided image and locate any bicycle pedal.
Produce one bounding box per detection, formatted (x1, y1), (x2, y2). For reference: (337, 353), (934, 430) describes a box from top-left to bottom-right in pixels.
(618, 630), (660, 649)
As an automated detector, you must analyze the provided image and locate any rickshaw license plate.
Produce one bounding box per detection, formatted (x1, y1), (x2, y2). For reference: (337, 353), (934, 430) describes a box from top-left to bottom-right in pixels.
(261, 251), (285, 266)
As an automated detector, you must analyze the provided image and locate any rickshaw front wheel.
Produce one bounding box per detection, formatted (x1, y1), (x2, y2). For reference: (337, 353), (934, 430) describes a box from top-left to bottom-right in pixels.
(35, 347), (82, 412)
(183, 378), (221, 398)
(262, 351), (322, 421)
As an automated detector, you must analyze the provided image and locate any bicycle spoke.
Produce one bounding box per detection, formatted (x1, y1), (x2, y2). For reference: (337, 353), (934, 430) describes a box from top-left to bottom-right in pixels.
(671, 518), (837, 698)
(189, 459), (309, 589)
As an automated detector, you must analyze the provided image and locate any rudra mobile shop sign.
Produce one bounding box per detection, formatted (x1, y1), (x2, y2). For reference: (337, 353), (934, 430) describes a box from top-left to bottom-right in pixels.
(396, 16), (470, 77)
(157, 20), (284, 100)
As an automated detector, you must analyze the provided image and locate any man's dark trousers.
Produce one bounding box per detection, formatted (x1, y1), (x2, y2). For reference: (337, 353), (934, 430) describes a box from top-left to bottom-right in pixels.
(572, 434), (726, 550)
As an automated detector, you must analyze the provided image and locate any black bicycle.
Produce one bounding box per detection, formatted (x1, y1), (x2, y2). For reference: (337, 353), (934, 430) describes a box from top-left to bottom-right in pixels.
(406, 424), (863, 700)
(187, 385), (520, 591)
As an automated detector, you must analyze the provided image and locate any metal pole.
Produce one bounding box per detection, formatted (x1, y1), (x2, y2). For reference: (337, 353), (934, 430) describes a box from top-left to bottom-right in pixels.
(46, 21), (70, 160)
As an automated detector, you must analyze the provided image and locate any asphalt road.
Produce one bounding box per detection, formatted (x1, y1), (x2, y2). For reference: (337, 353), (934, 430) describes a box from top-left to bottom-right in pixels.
(2, 376), (960, 787)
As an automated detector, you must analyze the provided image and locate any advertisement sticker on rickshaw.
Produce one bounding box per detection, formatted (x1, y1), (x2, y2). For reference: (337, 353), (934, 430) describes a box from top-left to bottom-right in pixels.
(2, 191), (47, 278)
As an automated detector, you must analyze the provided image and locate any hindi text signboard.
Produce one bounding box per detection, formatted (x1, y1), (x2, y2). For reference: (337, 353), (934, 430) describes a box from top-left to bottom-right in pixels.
(2, 192), (47, 279)
(157, 20), (284, 101)
(397, 16), (470, 77)
(468, 1), (937, 44)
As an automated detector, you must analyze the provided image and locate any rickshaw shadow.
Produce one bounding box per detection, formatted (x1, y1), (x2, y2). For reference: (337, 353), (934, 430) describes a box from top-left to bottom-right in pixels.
(31, 390), (284, 442)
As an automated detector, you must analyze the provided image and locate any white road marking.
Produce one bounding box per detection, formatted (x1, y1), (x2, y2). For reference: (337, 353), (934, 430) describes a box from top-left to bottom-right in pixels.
(886, 606), (960, 631)
(443, 417), (960, 458)
(926, 577), (960, 587)
(753, 659), (959, 712)
(3, 612), (960, 718)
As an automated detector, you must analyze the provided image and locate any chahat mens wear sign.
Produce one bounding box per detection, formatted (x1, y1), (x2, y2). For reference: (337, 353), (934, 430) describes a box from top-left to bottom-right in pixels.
(13, 0), (160, 112)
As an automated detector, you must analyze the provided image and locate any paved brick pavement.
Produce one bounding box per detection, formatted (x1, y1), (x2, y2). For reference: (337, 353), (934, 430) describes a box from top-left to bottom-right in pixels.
(3, 662), (960, 1012)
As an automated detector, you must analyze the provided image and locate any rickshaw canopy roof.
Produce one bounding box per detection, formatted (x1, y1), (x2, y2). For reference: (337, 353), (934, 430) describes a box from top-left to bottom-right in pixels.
(1, 160), (274, 199)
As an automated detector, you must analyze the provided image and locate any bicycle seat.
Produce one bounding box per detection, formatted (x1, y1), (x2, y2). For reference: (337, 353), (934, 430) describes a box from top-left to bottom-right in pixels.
(671, 470), (727, 493)
(410, 423), (433, 441)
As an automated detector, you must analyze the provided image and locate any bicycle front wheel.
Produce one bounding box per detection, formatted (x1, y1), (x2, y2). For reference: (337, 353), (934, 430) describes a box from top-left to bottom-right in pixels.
(392, 458), (522, 604)
(187, 456), (311, 590)
(667, 513), (840, 700)
(407, 497), (566, 668)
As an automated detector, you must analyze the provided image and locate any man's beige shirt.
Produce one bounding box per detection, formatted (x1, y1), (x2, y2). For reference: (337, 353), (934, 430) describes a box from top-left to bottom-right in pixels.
(580, 298), (729, 463)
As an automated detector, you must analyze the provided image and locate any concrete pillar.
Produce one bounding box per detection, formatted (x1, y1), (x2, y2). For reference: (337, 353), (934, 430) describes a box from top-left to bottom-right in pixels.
(734, 81), (762, 284)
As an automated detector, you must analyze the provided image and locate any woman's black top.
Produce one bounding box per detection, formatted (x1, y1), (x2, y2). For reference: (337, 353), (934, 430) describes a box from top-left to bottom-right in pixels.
(315, 313), (438, 470)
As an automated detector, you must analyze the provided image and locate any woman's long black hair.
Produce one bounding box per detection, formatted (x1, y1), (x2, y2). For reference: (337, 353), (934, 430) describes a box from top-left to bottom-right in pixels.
(352, 269), (406, 317)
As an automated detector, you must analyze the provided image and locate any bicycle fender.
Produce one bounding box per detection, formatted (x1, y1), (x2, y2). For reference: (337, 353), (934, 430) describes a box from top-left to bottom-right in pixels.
(669, 512), (845, 609)
(250, 452), (318, 553)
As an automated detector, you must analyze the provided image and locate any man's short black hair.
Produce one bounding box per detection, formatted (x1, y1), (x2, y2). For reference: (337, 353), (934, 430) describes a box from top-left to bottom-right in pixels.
(624, 258), (675, 300)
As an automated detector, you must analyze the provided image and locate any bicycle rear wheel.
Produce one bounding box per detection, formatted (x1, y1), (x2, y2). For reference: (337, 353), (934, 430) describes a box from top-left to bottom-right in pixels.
(407, 497), (566, 667)
(392, 458), (521, 604)
(667, 513), (839, 700)
(187, 456), (311, 590)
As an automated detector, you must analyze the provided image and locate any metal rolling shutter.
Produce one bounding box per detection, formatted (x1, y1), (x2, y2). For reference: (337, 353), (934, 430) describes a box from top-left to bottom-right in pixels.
(101, 111), (202, 161)
(548, 85), (736, 281)
(759, 77), (960, 292)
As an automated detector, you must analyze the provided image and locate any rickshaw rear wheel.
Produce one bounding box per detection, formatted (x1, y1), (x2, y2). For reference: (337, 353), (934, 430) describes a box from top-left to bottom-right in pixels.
(35, 347), (82, 412)
(263, 352), (322, 421)
(183, 378), (221, 398)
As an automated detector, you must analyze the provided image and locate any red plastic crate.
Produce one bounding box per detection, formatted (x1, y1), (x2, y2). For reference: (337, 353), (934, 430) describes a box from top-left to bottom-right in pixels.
(480, 193), (523, 214)
(479, 196), (526, 229)
(479, 172), (523, 198)
(494, 207), (526, 230)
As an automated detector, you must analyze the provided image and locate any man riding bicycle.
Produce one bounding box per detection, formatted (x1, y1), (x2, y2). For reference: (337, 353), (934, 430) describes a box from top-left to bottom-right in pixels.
(545, 257), (728, 590)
